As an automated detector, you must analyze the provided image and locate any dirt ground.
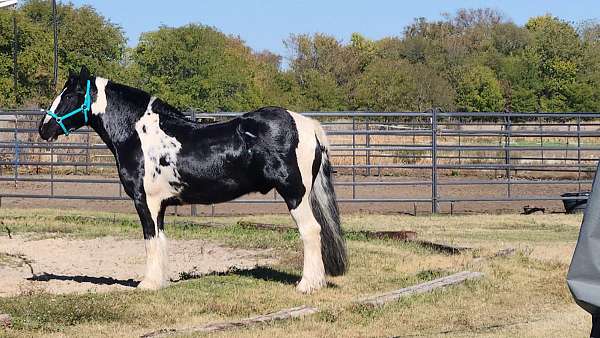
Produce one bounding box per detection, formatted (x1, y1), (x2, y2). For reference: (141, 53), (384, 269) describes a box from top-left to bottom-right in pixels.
(0, 234), (275, 297)
(0, 210), (591, 337)
(0, 173), (591, 216)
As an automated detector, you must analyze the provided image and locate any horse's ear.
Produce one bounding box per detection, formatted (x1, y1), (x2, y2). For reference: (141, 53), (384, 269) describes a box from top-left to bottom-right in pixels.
(79, 66), (90, 85)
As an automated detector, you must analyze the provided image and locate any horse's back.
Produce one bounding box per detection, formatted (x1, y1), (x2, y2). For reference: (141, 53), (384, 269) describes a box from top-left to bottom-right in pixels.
(174, 106), (302, 204)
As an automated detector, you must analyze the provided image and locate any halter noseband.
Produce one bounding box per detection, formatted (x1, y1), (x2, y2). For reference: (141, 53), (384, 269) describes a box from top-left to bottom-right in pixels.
(46, 80), (91, 136)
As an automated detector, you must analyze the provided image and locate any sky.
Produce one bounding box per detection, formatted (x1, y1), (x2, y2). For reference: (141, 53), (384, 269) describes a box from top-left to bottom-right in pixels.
(67, 0), (600, 58)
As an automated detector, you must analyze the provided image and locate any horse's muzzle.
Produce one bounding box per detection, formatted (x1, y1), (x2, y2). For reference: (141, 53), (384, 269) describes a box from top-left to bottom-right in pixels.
(38, 115), (60, 141)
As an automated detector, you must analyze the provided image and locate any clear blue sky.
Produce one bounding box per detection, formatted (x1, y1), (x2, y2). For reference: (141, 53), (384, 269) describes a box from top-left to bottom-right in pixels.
(69, 0), (599, 57)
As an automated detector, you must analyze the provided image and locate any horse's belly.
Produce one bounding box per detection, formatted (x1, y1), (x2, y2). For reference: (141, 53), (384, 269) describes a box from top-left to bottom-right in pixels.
(177, 173), (261, 205)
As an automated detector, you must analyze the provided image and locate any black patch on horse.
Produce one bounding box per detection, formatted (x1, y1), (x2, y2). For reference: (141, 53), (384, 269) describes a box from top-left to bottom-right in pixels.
(159, 155), (169, 167)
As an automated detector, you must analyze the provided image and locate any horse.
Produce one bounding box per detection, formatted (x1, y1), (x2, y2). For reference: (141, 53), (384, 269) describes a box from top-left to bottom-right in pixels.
(38, 66), (347, 293)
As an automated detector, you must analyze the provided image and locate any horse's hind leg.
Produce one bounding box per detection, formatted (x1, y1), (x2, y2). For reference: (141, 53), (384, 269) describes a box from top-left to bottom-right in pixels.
(288, 197), (327, 293)
(277, 126), (326, 293)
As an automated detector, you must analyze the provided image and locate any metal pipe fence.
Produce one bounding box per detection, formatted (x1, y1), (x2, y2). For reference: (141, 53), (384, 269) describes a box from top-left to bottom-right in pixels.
(1, 109), (599, 214)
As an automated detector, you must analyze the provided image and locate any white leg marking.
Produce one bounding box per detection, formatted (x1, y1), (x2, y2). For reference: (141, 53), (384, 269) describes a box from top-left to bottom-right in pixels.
(138, 191), (169, 290)
(138, 230), (168, 290)
(91, 77), (109, 115)
(289, 111), (326, 293)
(291, 201), (326, 293)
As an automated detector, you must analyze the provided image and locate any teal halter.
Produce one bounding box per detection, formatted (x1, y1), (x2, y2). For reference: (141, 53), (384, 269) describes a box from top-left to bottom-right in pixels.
(46, 80), (91, 136)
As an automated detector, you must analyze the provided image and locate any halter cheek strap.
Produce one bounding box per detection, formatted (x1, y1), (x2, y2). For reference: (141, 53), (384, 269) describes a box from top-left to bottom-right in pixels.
(46, 80), (91, 136)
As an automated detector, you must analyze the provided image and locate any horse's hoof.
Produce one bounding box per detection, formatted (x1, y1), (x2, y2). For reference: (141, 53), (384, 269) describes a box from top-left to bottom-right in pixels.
(296, 278), (326, 294)
(137, 279), (167, 290)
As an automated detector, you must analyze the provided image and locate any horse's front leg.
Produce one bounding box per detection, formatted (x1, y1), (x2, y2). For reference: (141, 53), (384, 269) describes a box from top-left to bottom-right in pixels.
(134, 197), (168, 290)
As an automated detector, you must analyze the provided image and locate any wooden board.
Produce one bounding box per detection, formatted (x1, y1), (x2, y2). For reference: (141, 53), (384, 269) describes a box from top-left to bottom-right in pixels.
(141, 305), (318, 338)
(356, 271), (484, 307)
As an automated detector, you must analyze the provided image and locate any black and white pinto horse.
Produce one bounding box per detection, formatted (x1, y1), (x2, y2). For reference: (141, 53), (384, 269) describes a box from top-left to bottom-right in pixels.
(38, 67), (347, 293)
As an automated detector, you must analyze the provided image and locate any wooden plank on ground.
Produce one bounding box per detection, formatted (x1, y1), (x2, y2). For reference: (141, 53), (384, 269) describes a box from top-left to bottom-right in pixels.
(141, 305), (318, 338)
(356, 271), (484, 307)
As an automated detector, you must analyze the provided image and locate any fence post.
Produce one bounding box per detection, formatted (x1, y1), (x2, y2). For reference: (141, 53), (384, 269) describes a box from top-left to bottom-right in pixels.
(505, 114), (512, 198)
(431, 109), (439, 214)
(365, 115), (371, 176)
(577, 116), (582, 192)
(13, 115), (18, 188)
(352, 116), (356, 200)
(539, 116), (544, 165)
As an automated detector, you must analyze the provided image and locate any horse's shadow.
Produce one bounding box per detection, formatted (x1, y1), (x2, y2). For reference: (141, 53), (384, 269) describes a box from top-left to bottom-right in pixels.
(175, 266), (301, 285)
(26, 266), (301, 288)
(28, 273), (139, 287)
(177, 266), (337, 288)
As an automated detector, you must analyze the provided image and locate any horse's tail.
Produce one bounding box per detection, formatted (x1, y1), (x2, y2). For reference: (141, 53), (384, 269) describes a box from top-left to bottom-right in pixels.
(310, 121), (347, 276)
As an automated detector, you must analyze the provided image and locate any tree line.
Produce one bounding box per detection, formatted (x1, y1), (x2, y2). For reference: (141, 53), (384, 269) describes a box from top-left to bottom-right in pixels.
(2, 1), (600, 113)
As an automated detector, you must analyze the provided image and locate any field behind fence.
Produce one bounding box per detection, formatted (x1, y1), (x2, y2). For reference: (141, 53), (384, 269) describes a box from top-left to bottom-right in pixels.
(1, 110), (600, 214)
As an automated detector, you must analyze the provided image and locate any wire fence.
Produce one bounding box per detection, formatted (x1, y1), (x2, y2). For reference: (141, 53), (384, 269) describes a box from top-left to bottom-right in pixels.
(1, 109), (599, 214)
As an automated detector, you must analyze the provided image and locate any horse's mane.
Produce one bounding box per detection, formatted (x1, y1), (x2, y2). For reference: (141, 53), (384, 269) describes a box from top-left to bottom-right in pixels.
(105, 78), (188, 120)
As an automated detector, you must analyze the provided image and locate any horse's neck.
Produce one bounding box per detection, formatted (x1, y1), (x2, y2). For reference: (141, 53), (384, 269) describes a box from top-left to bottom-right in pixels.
(88, 82), (187, 153)
(90, 114), (129, 147)
(89, 82), (146, 150)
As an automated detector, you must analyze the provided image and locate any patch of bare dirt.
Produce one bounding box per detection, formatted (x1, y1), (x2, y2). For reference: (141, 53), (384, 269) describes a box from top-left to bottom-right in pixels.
(0, 234), (275, 297)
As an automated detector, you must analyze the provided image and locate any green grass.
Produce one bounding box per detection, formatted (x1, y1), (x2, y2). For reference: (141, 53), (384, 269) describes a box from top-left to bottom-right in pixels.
(0, 208), (590, 337)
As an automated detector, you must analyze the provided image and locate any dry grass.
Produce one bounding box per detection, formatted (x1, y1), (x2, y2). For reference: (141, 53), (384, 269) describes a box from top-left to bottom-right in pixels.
(0, 209), (591, 337)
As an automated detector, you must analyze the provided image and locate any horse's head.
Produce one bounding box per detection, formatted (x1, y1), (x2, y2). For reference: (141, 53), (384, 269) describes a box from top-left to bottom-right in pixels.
(39, 66), (92, 141)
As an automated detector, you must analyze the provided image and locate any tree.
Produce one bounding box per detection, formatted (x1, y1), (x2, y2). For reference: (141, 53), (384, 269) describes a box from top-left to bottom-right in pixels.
(132, 24), (262, 112)
(353, 58), (455, 112)
(252, 50), (303, 110)
(525, 15), (582, 111)
(455, 65), (504, 112)
(0, 0), (126, 107)
(284, 33), (360, 110)
(4, 3), (600, 114)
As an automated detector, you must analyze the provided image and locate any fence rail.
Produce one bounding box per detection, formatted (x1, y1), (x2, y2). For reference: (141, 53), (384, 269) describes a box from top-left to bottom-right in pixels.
(1, 109), (599, 214)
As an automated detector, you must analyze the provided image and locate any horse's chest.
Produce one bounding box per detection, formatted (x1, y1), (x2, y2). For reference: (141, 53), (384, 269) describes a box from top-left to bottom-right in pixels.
(135, 113), (183, 199)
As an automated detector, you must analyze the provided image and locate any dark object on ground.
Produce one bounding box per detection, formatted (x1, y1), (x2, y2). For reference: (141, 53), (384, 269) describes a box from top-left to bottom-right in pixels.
(522, 205), (545, 215)
(413, 240), (471, 255)
(494, 247), (516, 257)
(562, 192), (589, 214)
(237, 220), (294, 232)
(592, 315), (600, 338)
(351, 230), (418, 241)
